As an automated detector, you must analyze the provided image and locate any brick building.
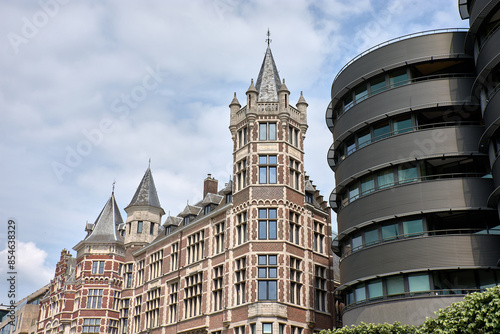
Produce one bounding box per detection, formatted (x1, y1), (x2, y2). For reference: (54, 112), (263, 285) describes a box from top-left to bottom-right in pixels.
(37, 43), (337, 334)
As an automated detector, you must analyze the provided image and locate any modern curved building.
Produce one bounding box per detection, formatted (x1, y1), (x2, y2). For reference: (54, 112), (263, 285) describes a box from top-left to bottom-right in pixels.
(326, 2), (500, 325)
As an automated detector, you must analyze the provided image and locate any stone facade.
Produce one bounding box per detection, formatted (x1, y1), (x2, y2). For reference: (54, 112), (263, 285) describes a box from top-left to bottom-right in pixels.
(37, 45), (338, 334)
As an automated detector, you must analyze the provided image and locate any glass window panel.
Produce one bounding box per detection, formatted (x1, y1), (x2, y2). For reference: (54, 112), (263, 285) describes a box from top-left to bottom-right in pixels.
(269, 256), (277, 265)
(269, 268), (277, 278)
(259, 123), (267, 140)
(349, 184), (359, 201)
(398, 165), (418, 183)
(454, 271), (476, 289)
(478, 270), (496, 289)
(354, 284), (366, 302)
(370, 74), (386, 95)
(368, 280), (383, 299)
(258, 268), (267, 278)
(358, 130), (371, 148)
(352, 235), (362, 250)
(408, 274), (430, 293)
(269, 221), (277, 239)
(364, 228), (379, 246)
(393, 115), (412, 134)
(269, 155), (277, 164)
(258, 255), (267, 265)
(344, 93), (354, 111)
(403, 219), (423, 236)
(268, 281), (277, 299)
(259, 156), (267, 164)
(377, 169), (394, 189)
(387, 275), (405, 296)
(269, 209), (277, 219)
(258, 281), (268, 299)
(361, 175), (375, 195)
(382, 224), (399, 241)
(346, 291), (354, 305)
(263, 324), (273, 334)
(259, 167), (267, 183)
(259, 221), (267, 239)
(390, 69), (408, 87)
(346, 137), (356, 155)
(355, 85), (368, 103)
(373, 121), (390, 140)
(259, 209), (267, 218)
(269, 167), (277, 184)
(269, 123), (276, 140)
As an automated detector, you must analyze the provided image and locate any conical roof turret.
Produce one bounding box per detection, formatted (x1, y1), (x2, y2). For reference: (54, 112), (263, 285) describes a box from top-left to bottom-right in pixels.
(297, 91), (308, 106)
(126, 167), (162, 210)
(84, 191), (123, 243)
(255, 46), (281, 102)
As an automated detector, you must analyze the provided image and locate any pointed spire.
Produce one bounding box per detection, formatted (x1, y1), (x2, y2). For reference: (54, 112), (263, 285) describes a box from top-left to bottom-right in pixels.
(229, 92), (241, 107)
(246, 78), (258, 94)
(85, 191), (124, 242)
(297, 91), (308, 106)
(126, 166), (162, 209)
(255, 41), (281, 102)
(278, 78), (289, 93)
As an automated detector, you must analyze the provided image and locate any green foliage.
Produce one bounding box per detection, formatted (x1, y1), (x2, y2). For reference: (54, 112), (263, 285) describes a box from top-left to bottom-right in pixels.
(322, 286), (500, 334)
(418, 285), (500, 334)
(319, 322), (416, 334)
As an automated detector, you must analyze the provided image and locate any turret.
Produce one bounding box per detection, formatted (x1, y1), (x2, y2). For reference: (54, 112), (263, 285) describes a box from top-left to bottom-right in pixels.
(296, 91), (309, 133)
(278, 78), (290, 127)
(229, 92), (241, 136)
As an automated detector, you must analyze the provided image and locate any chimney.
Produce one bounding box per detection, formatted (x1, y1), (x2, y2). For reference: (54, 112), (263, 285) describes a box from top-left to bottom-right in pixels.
(203, 174), (218, 198)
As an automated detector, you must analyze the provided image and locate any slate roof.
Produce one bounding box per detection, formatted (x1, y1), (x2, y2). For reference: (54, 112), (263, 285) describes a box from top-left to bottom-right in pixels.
(126, 167), (162, 209)
(255, 47), (281, 102)
(85, 192), (124, 243)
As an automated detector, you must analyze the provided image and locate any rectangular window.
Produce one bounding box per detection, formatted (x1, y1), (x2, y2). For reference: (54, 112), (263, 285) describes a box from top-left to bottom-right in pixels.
(354, 84), (368, 103)
(315, 265), (327, 311)
(290, 257), (302, 305)
(289, 158), (301, 190)
(82, 319), (100, 333)
(393, 115), (412, 134)
(137, 221), (143, 233)
(354, 284), (366, 302)
(313, 221), (325, 253)
(351, 235), (362, 251)
(258, 208), (277, 240)
(291, 326), (303, 334)
(236, 159), (247, 191)
(119, 299), (129, 334)
(373, 120), (391, 140)
(258, 255), (278, 300)
(360, 175), (375, 195)
(87, 289), (103, 309)
(109, 320), (118, 334)
(213, 265), (223, 311)
(408, 273), (430, 293)
(403, 219), (424, 237)
(368, 279), (383, 299)
(149, 222), (155, 235)
(184, 272), (203, 318)
(235, 257), (246, 305)
(343, 92), (354, 111)
(145, 288), (160, 328)
(168, 282), (178, 323)
(357, 128), (371, 148)
(149, 250), (163, 280)
(133, 295), (141, 332)
(370, 74), (386, 95)
(387, 275), (405, 296)
(263, 323), (273, 334)
(113, 291), (120, 311)
(364, 228), (379, 246)
(125, 263), (133, 288)
(382, 223), (399, 241)
(236, 212), (248, 245)
(289, 126), (299, 147)
(348, 183), (359, 202)
(234, 326), (246, 334)
(238, 126), (248, 148)
(92, 261), (105, 274)
(289, 211), (300, 245)
(214, 221), (225, 254)
(137, 260), (145, 286)
(389, 69), (408, 87)
(171, 242), (179, 271)
(260, 122), (277, 140)
(377, 169), (395, 189)
(398, 165), (418, 183)
(187, 230), (205, 264)
(259, 155), (277, 184)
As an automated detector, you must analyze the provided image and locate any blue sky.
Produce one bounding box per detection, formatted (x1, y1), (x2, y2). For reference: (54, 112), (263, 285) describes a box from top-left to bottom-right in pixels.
(0, 0), (469, 304)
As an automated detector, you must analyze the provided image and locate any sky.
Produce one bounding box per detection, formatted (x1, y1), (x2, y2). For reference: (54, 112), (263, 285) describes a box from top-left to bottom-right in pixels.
(0, 0), (470, 304)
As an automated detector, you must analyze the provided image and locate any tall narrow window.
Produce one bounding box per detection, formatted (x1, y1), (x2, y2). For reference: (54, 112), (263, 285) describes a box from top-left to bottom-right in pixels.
(289, 158), (300, 190)
(145, 288), (160, 328)
(214, 221), (225, 254)
(259, 208), (277, 240)
(313, 221), (325, 253)
(149, 250), (163, 280)
(259, 155), (277, 184)
(137, 260), (145, 286)
(389, 68), (408, 87)
(137, 221), (143, 233)
(92, 261), (105, 274)
(236, 212), (247, 245)
(289, 211), (300, 245)
(235, 257), (246, 305)
(87, 289), (103, 309)
(236, 159), (247, 190)
(238, 126), (248, 148)
(168, 282), (178, 323)
(258, 255), (278, 300)
(213, 265), (223, 311)
(171, 243), (179, 271)
(289, 126), (299, 147)
(315, 265), (327, 312)
(184, 272), (203, 318)
(82, 319), (100, 333)
(149, 222), (155, 235)
(187, 230), (205, 264)
(290, 257), (302, 305)
(134, 295), (141, 332)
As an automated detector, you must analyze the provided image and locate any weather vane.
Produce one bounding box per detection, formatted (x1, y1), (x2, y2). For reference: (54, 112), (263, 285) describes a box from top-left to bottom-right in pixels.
(266, 29), (272, 47)
(112, 180), (116, 193)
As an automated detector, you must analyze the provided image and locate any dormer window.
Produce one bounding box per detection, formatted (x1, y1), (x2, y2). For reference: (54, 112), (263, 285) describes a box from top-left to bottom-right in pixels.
(226, 193), (232, 203)
(204, 205), (212, 215)
(306, 192), (313, 204)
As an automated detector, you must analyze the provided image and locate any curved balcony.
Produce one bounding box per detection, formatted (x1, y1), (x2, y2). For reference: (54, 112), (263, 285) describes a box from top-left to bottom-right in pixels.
(331, 31), (469, 101)
(332, 77), (475, 142)
(333, 126), (484, 187)
(479, 87), (500, 151)
(487, 157), (500, 207)
(337, 177), (493, 234)
(467, 0), (500, 36)
(472, 25), (500, 93)
(339, 234), (500, 284)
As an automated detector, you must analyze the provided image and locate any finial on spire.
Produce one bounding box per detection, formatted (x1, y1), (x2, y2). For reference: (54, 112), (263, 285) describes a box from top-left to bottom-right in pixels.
(266, 29), (272, 47)
(148, 158), (151, 169)
(112, 180), (116, 194)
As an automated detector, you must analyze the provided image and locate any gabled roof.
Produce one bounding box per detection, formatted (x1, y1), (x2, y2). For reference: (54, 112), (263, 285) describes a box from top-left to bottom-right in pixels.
(85, 192), (123, 243)
(163, 216), (182, 227)
(255, 46), (281, 102)
(126, 167), (162, 210)
(202, 193), (223, 206)
(178, 204), (202, 217)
